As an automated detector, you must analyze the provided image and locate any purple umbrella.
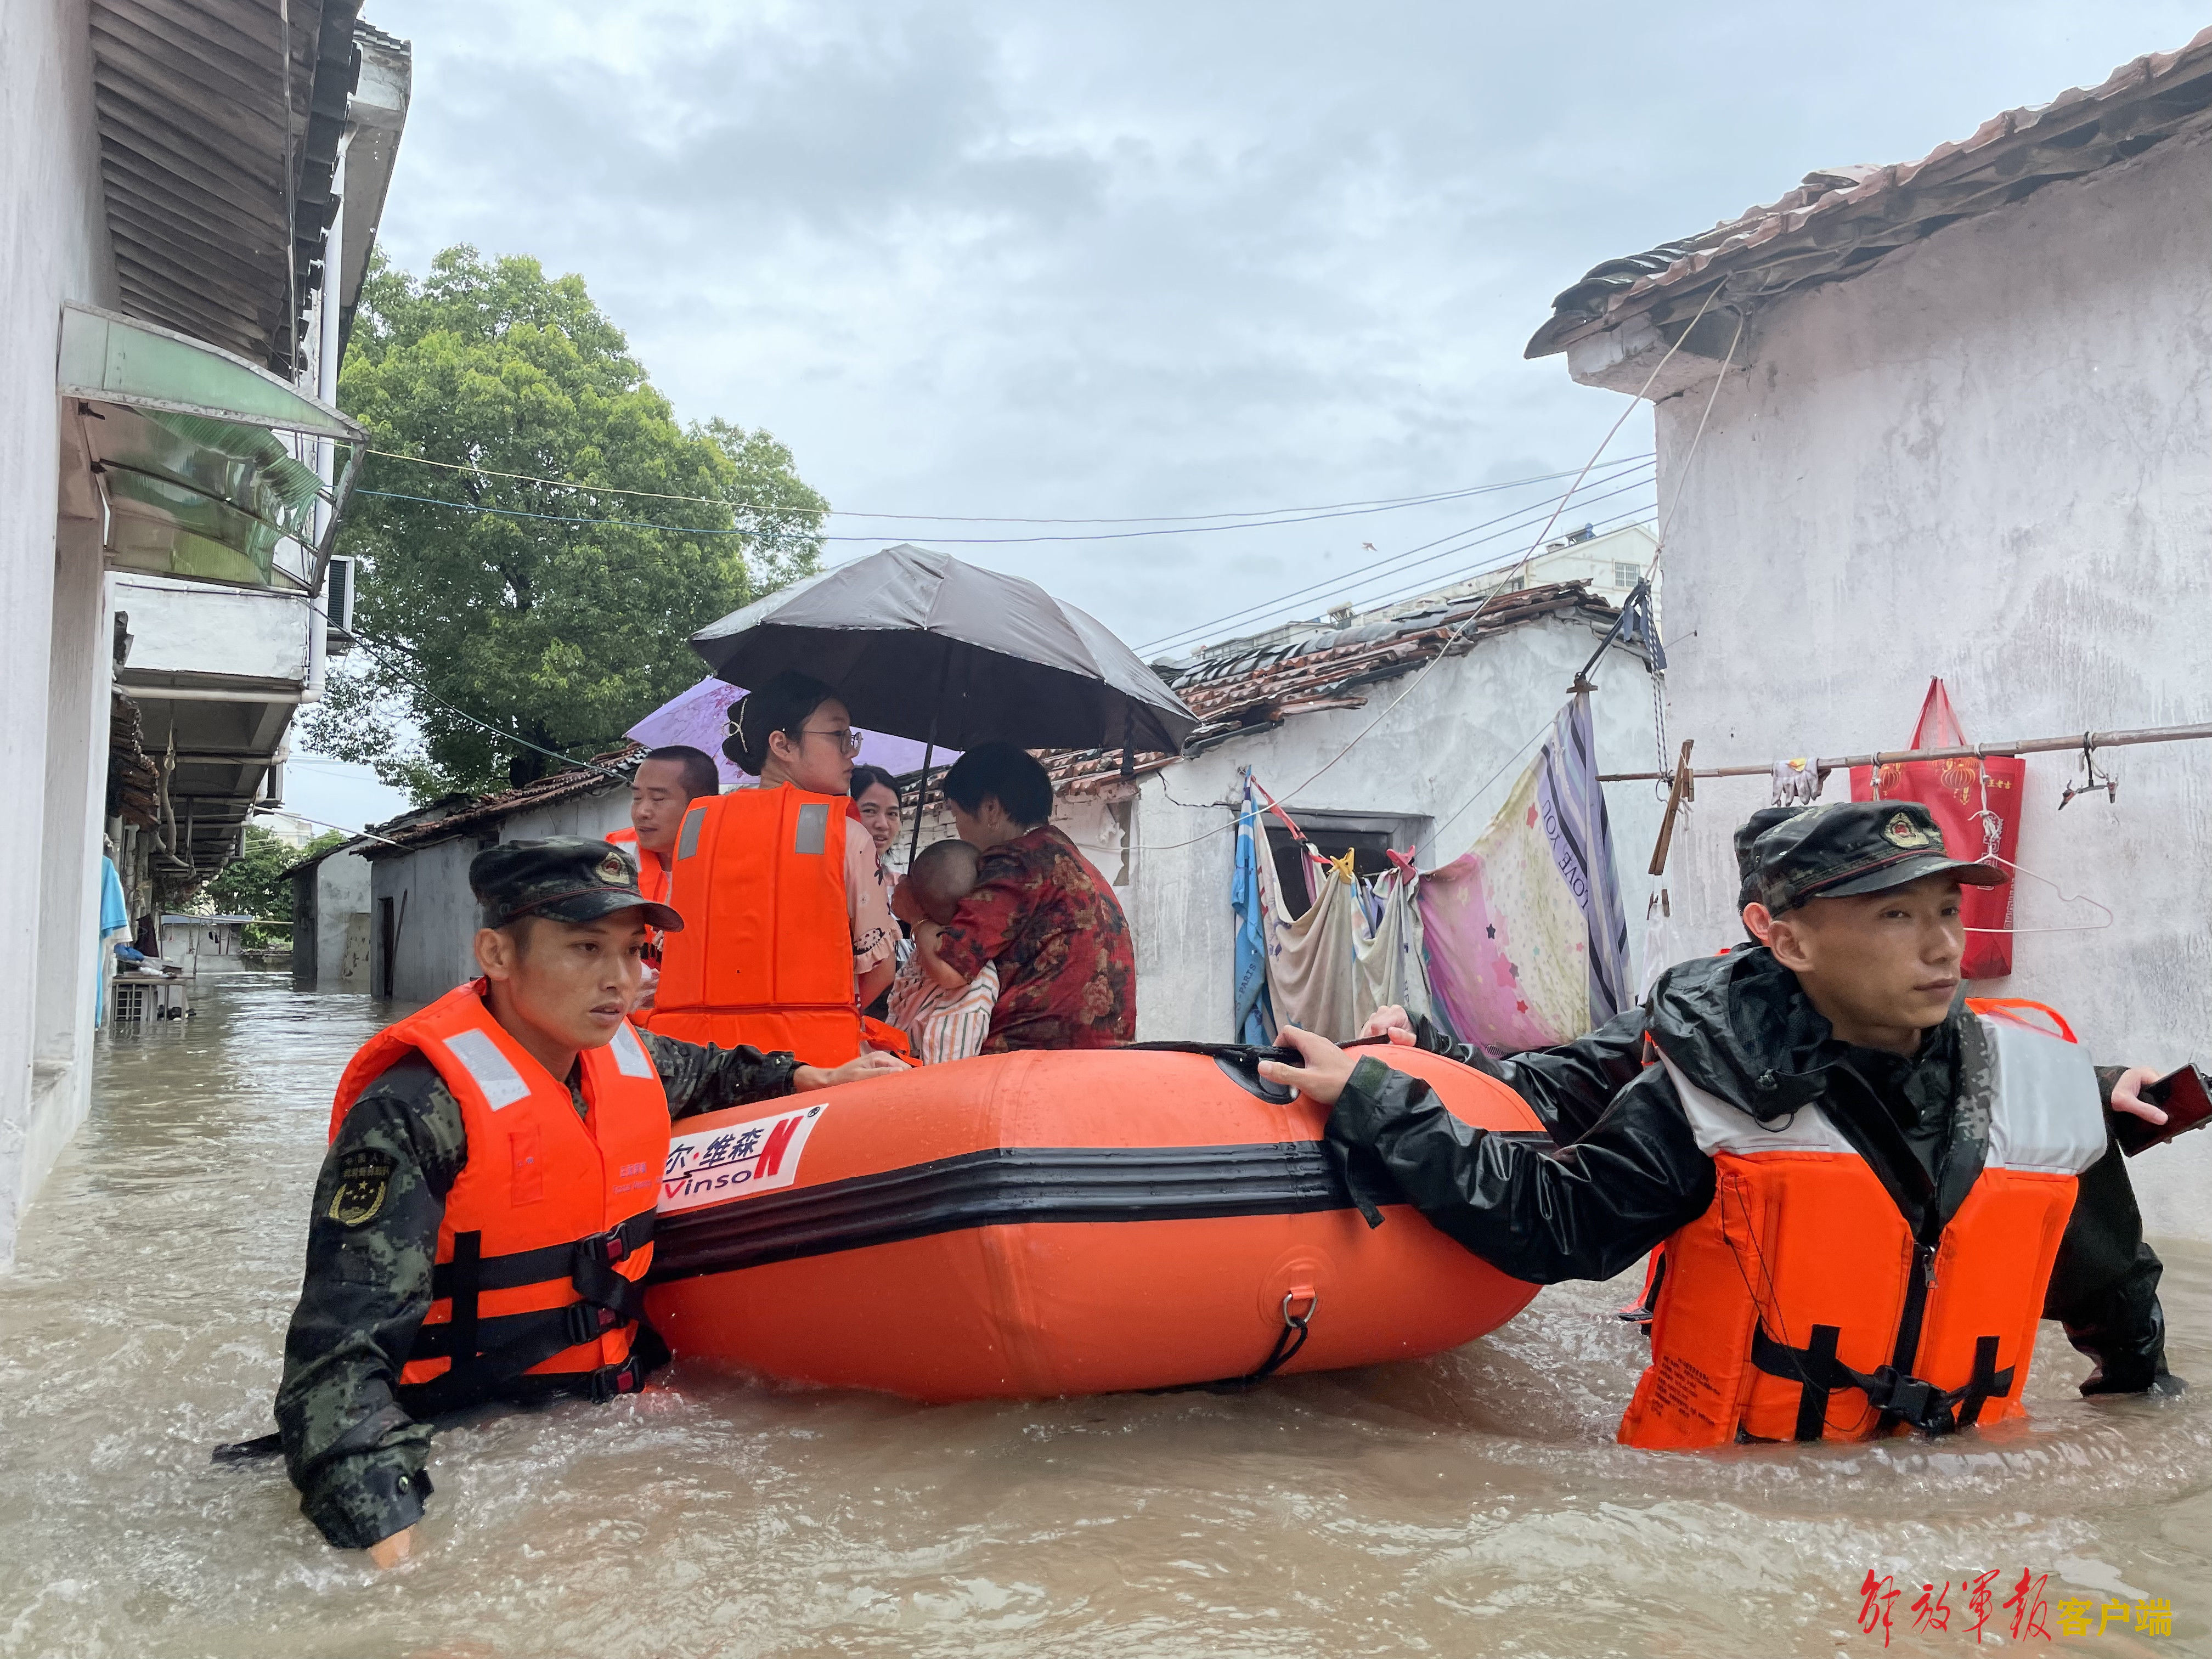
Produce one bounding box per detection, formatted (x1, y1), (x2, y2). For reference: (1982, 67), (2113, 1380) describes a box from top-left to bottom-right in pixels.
(625, 674), (957, 788)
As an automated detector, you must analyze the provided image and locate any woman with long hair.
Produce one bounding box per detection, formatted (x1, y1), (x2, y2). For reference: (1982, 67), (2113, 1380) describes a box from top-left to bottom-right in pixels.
(647, 672), (901, 1065)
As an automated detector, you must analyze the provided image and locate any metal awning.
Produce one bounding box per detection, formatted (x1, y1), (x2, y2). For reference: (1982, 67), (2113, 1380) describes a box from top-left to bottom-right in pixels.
(59, 303), (365, 594)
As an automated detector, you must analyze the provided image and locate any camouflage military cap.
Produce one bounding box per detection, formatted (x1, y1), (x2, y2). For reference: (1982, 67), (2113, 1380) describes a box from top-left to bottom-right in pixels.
(1733, 806), (1813, 906)
(471, 837), (685, 932)
(1748, 800), (2007, 915)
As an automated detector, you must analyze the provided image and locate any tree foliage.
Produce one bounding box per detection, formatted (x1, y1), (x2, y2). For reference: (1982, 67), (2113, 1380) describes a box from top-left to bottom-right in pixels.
(304, 247), (826, 798)
(207, 826), (347, 946)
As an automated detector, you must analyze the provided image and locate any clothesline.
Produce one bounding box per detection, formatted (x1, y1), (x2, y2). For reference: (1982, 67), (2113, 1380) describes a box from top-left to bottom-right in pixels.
(1594, 719), (2212, 783)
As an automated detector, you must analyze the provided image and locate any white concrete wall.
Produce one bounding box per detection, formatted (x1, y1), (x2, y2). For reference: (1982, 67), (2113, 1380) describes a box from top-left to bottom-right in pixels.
(110, 575), (313, 686)
(372, 839), (478, 1005)
(0, 0), (119, 1269)
(315, 849), (372, 991)
(1090, 620), (1662, 1043)
(1619, 127), (2212, 1238)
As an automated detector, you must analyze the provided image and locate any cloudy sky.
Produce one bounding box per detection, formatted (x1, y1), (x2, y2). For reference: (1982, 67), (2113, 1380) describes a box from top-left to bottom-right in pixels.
(294, 0), (2207, 830)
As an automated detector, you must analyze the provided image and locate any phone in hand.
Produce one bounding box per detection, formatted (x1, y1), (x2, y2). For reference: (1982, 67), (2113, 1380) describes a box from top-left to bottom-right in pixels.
(2115, 1063), (2212, 1157)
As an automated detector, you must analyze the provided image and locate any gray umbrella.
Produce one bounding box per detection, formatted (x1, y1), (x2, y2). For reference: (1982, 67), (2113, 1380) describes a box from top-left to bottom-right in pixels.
(689, 544), (1198, 755)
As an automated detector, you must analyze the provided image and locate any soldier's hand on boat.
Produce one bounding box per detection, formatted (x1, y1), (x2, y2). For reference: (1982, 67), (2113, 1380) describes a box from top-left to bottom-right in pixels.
(366, 1525), (415, 1570)
(1259, 1026), (1361, 1106)
(1357, 1005), (1418, 1046)
(794, 1051), (911, 1091)
(2109, 1066), (2169, 1125)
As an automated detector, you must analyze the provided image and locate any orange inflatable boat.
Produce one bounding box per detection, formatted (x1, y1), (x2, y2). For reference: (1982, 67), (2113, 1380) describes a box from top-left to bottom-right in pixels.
(645, 1042), (1548, 1400)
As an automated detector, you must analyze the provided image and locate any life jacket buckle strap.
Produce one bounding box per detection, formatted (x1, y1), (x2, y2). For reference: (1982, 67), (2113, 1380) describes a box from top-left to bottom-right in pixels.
(563, 1300), (623, 1348)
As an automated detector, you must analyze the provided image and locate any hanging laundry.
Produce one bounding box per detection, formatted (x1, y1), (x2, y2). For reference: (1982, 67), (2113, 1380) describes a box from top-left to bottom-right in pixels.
(1353, 871), (1433, 1032)
(1419, 764), (1590, 1050)
(1419, 692), (1634, 1049)
(1261, 857), (1366, 1043)
(1230, 777), (1279, 1046)
(1848, 678), (2023, 978)
(1534, 691), (1635, 1026)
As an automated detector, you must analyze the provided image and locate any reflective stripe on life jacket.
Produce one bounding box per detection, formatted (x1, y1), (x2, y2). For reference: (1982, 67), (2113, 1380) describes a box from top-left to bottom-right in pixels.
(647, 783), (865, 1065)
(328, 981), (672, 1414)
(1617, 1011), (2108, 1448)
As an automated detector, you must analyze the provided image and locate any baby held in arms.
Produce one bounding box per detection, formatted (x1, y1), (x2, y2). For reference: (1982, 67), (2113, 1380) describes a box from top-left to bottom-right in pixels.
(888, 839), (1000, 1064)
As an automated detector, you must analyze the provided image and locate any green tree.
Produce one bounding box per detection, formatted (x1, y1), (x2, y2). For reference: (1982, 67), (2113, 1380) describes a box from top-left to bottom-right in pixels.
(207, 827), (346, 946)
(304, 247), (825, 798)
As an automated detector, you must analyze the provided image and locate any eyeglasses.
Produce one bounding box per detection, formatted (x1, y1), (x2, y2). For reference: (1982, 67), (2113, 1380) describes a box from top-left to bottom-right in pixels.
(802, 726), (864, 756)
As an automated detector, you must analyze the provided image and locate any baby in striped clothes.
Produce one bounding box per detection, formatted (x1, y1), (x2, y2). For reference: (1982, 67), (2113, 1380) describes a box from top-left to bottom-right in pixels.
(887, 839), (1000, 1064)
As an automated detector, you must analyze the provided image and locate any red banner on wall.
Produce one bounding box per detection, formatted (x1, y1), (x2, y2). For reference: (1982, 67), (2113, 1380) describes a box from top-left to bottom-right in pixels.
(1848, 679), (2023, 980)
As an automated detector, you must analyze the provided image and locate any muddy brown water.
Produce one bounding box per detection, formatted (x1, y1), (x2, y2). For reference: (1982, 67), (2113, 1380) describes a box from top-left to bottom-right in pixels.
(0, 977), (2205, 1658)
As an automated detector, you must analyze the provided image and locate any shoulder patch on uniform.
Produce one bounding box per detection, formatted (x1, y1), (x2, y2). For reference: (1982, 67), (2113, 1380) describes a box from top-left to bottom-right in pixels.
(329, 1147), (397, 1227)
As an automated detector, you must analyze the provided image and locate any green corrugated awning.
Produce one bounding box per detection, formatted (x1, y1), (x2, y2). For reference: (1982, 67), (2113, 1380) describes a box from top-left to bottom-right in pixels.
(59, 304), (366, 593)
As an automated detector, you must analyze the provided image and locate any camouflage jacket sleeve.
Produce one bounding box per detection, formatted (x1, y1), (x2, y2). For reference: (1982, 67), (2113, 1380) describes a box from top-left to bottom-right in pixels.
(274, 1057), (465, 1550)
(639, 1027), (802, 1122)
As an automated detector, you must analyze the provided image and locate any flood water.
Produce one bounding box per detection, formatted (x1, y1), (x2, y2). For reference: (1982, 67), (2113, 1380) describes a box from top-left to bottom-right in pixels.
(1, 976), (2205, 1658)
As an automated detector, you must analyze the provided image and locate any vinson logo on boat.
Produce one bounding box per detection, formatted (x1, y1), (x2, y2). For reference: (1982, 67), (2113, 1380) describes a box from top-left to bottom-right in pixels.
(661, 1104), (826, 1214)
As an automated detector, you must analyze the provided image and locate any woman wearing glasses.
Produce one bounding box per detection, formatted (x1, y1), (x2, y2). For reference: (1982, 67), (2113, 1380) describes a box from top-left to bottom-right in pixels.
(645, 671), (904, 1068)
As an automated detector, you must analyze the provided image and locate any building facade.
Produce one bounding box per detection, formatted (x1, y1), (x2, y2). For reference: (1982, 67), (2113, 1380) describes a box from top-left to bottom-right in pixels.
(906, 580), (1667, 1044)
(1, 0), (410, 1265)
(360, 767), (635, 1006)
(1526, 31), (2212, 1237)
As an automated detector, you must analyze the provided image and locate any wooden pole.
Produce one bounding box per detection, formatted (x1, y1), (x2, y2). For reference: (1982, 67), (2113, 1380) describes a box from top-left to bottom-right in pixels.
(1598, 720), (2212, 785)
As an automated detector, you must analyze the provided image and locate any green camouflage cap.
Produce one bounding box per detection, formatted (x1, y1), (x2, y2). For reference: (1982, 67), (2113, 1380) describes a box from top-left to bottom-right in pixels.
(470, 837), (685, 932)
(1748, 800), (2007, 915)
(1733, 806), (1813, 906)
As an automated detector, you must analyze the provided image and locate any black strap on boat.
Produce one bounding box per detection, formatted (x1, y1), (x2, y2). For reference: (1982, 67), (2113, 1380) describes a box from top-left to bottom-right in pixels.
(1146, 1290), (1321, 1397)
(1751, 1323), (2013, 1440)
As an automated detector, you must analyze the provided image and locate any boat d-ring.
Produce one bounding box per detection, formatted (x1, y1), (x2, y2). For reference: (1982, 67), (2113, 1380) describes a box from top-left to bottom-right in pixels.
(1280, 1288), (1319, 1331)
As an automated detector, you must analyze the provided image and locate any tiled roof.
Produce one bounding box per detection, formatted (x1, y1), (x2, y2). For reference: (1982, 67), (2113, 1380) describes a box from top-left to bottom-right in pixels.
(364, 747), (640, 854)
(1041, 580), (1625, 797)
(1526, 26), (2212, 360)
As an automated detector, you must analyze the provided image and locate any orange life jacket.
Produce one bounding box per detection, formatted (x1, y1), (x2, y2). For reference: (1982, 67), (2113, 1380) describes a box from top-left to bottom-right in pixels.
(648, 783), (866, 1064)
(1617, 1002), (2109, 1448)
(328, 981), (670, 1414)
(603, 826), (672, 908)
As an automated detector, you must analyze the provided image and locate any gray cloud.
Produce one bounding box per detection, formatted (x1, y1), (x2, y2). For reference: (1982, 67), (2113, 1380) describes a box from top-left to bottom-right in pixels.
(359, 0), (2209, 652)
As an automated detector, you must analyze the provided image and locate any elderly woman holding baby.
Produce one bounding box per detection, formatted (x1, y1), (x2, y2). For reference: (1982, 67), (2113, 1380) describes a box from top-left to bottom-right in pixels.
(890, 743), (1136, 1057)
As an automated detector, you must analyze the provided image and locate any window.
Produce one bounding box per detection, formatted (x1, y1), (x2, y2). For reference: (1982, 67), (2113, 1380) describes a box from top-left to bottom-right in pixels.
(1261, 810), (1427, 919)
(1613, 561), (1641, 590)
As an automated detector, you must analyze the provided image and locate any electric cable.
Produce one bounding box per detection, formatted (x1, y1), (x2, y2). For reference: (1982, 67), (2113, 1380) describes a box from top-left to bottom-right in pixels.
(363, 448), (1649, 526)
(1133, 283), (1725, 856)
(1134, 459), (1655, 655)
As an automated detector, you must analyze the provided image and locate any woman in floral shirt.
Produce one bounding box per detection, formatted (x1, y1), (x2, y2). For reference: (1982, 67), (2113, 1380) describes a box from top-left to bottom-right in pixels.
(912, 743), (1136, 1050)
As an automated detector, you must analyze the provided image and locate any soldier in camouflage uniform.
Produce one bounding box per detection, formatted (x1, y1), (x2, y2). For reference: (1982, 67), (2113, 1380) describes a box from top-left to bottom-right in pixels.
(276, 838), (904, 1564)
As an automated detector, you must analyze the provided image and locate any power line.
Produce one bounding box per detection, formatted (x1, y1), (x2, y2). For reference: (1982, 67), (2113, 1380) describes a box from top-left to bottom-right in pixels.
(1133, 456), (1652, 654)
(364, 447), (1650, 526)
(340, 629), (632, 782)
(357, 473), (1660, 550)
(1137, 469), (1656, 657)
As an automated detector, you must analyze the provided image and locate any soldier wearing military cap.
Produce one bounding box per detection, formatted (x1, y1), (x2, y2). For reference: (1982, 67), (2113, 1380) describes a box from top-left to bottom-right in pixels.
(273, 838), (905, 1565)
(1269, 800), (2179, 1448)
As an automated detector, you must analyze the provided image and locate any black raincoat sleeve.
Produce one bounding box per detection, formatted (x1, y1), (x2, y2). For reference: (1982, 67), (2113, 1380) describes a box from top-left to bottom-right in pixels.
(1327, 1054), (1713, 1284)
(1415, 1007), (1653, 1143)
(2042, 1068), (2174, 1393)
